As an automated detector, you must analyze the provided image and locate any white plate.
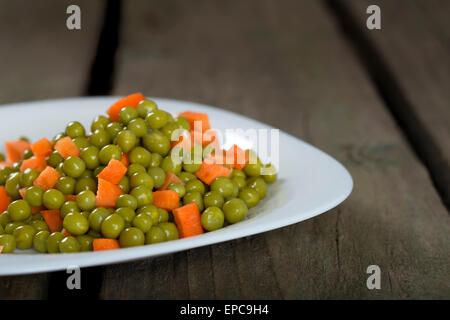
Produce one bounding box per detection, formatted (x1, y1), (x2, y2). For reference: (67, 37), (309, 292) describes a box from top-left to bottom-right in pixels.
(0, 97), (352, 275)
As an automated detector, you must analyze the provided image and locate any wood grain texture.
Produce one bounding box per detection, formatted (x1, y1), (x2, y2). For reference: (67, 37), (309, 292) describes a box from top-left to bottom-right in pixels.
(341, 0), (450, 207)
(0, 0), (103, 299)
(99, 0), (450, 299)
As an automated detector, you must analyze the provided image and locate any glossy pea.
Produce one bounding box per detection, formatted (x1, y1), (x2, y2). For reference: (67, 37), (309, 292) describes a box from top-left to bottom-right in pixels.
(115, 207), (136, 225)
(13, 225), (37, 249)
(262, 164), (277, 184)
(129, 147), (151, 167)
(142, 131), (170, 156)
(118, 176), (130, 193)
(185, 179), (205, 195)
(132, 213), (153, 233)
(178, 171), (196, 184)
(88, 208), (110, 232)
(90, 129), (111, 149)
(210, 177), (234, 198)
(99, 144), (122, 165)
(159, 222), (179, 240)
(63, 156), (86, 178)
(149, 153), (163, 168)
(127, 118), (148, 137)
(43, 189), (65, 209)
(239, 187), (260, 208)
(119, 227), (145, 248)
(75, 177), (97, 194)
(56, 176), (76, 195)
(63, 212), (89, 235)
(60, 201), (80, 218)
(0, 167), (12, 185)
(101, 213), (125, 239)
(183, 191), (204, 212)
(130, 172), (154, 190)
(130, 186), (153, 208)
(8, 200), (31, 221)
(77, 235), (94, 251)
(52, 132), (66, 146)
(81, 146), (100, 170)
(203, 191), (224, 209)
(116, 194), (138, 210)
(167, 182), (186, 198)
(137, 204), (159, 224)
(65, 121), (86, 138)
(5, 172), (21, 200)
(20, 168), (39, 187)
(33, 230), (50, 253)
(0, 234), (16, 253)
(24, 186), (44, 207)
(119, 106), (138, 125)
(30, 220), (49, 232)
(47, 232), (65, 253)
(146, 109), (168, 129)
(161, 156), (182, 174)
(4, 222), (26, 234)
(201, 207), (225, 231)
(73, 136), (90, 149)
(91, 115), (110, 132)
(137, 99), (158, 118)
(145, 226), (167, 244)
(59, 236), (81, 253)
(158, 208), (169, 223)
(247, 177), (267, 199)
(22, 149), (34, 160)
(148, 167), (165, 189)
(105, 122), (123, 140)
(115, 130), (137, 153)
(76, 190), (96, 211)
(223, 198), (248, 224)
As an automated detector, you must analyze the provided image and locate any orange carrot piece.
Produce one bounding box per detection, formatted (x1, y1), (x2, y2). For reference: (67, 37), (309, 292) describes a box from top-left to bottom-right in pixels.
(121, 153), (129, 167)
(19, 187), (27, 199)
(5, 140), (31, 163)
(54, 136), (80, 159)
(0, 246), (3, 253)
(159, 172), (184, 190)
(33, 166), (61, 191)
(97, 159), (128, 185)
(61, 228), (74, 237)
(93, 238), (120, 251)
(153, 190), (180, 211)
(224, 145), (249, 170)
(42, 209), (62, 233)
(178, 111), (211, 132)
(0, 186), (10, 213)
(31, 138), (53, 158)
(20, 156), (47, 172)
(65, 195), (77, 202)
(31, 206), (44, 214)
(107, 93), (146, 122)
(195, 161), (232, 185)
(95, 178), (123, 208)
(173, 202), (203, 238)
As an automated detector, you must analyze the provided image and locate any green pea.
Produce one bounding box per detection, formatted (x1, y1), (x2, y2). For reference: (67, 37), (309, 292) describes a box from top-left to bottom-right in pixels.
(157, 208), (169, 223)
(167, 182), (186, 198)
(129, 147), (151, 167)
(30, 220), (49, 232)
(159, 222), (179, 240)
(183, 162), (202, 173)
(118, 176), (130, 193)
(43, 189), (65, 209)
(19, 168), (39, 188)
(137, 204), (159, 224)
(142, 131), (170, 156)
(201, 207), (225, 231)
(99, 144), (122, 165)
(178, 171), (196, 184)
(56, 162), (66, 177)
(76, 235), (94, 251)
(149, 153), (163, 168)
(8, 200), (31, 221)
(4, 222), (26, 234)
(127, 163), (146, 177)
(88, 208), (110, 232)
(148, 167), (166, 189)
(228, 180), (239, 199)
(63, 156), (86, 178)
(231, 169), (247, 179)
(65, 121), (86, 138)
(239, 187), (259, 208)
(24, 186), (44, 207)
(119, 227), (145, 248)
(56, 176), (76, 195)
(247, 177), (267, 199)
(13, 225), (37, 249)
(90, 129), (111, 149)
(183, 191), (204, 212)
(161, 156), (182, 174)
(232, 176), (247, 190)
(137, 99), (158, 118)
(211, 177), (234, 198)
(175, 116), (190, 130)
(59, 236), (81, 253)
(130, 172), (154, 190)
(203, 191), (224, 209)
(75, 177), (97, 194)
(127, 118), (148, 138)
(115, 207), (136, 225)
(47, 232), (65, 253)
(101, 213), (125, 238)
(160, 122), (178, 139)
(132, 213), (153, 233)
(105, 122), (123, 140)
(0, 211), (11, 228)
(130, 186), (153, 208)
(146, 109), (168, 129)
(5, 172), (21, 200)
(91, 115), (110, 132)
(73, 136), (91, 149)
(116, 194), (137, 210)
(22, 149), (34, 160)
(79, 169), (94, 179)
(145, 226), (167, 244)
(81, 146), (100, 170)
(223, 198), (248, 224)
(185, 179), (206, 195)
(0, 167), (13, 185)
(76, 190), (96, 211)
(115, 130), (137, 153)
(10, 161), (22, 172)
(63, 212), (89, 236)
(244, 162), (262, 177)
(60, 201), (80, 218)
(93, 166), (105, 177)
(262, 164), (277, 184)
(33, 230), (50, 253)
(119, 106), (138, 125)
(0, 234), (16, 253)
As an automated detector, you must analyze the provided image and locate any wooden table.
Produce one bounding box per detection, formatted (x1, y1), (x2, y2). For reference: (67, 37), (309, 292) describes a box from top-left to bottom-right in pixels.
(0, 0), (449, 299)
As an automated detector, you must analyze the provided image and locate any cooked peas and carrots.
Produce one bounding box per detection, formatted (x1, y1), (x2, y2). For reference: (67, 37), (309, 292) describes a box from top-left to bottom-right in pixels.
(0, 94), (277, 253)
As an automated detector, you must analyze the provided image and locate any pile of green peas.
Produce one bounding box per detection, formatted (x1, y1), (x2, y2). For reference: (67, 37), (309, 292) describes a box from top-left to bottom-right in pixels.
(0, 99), (277, 254)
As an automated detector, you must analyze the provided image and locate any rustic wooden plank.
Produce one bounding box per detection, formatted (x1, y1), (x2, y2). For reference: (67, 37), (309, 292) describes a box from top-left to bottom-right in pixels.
(100, 0), (450, 299)
(339, 0), (450, 207)
(0, 0), (103, 299)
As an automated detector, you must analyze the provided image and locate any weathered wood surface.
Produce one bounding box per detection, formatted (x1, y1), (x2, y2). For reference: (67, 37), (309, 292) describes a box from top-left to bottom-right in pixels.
(100, 0), (450, 299)
(341, 0), (450, 207)
(0, 0), (103, 299)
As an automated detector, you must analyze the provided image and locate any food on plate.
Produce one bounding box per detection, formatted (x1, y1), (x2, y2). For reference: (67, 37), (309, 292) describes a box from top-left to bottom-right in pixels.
(0, 93), (277, 253)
